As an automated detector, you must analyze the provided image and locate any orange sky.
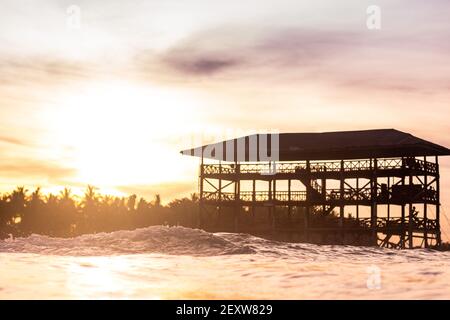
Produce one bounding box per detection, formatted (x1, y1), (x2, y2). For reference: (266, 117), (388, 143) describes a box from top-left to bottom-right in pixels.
(0, 0), (450, 238)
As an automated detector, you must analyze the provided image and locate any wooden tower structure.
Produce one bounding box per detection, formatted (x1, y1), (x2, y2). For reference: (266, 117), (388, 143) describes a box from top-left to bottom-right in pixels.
(181, 129), (450, 248)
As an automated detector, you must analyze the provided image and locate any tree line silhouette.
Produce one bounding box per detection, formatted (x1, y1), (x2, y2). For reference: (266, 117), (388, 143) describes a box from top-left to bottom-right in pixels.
(0, 185), (366, 241)
(0, 186), (199, 239)
(1, 186), (447, 248)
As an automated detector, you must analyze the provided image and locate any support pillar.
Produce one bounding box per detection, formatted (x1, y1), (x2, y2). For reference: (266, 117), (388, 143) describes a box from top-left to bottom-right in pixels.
(401, 165), (406, 249)
(252, 179), (256, 221)
(218, 161), (222, 226)
(436, 156), (441, 246)
(199, 156), (204, 229)
(423, 156), (428, 248)
(288, 179), (292, 221)
(387, 176), (390, 220)
(408, 166), (413, 249)
(371, 158), (378, 246)
(268, 174), (272, 224)
(234, 162), (240, 232)
(356, 177), (359, 220)
(305, 160), (311, 242)
(321, 175), (326, 214)
(339, 160), (344, 243)
(272, 178), (277, 230)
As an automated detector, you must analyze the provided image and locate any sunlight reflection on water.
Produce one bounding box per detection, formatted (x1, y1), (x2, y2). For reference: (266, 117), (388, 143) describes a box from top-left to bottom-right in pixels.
(0, 227), (450, 299)
(1, 252), (449, 299)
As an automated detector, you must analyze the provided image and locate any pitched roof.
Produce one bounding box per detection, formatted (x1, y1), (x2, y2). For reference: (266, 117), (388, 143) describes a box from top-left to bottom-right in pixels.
(180, 129), (450, 161)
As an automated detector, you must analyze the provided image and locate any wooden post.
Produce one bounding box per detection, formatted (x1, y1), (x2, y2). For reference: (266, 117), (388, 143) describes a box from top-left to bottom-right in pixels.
(268, 172), (272, 224)
(199, 155), (204, 229)
(436, 156), (441, 246)
(268, 163), (272, 202)
(305, 160), (311, 242)
(321, 174), (326, 214)
(273, 178), (277, 230)
(401, 159), (406, 249)
(218, 161), (222, 225)
(356, 177), (359, 219)
(387, 176), (390, 220)
(288, 179), (292, 221)
(234, 161), (240, 232)
(408, 163), (413, 249)
(423, 156), (428, 248)
(339, 160), (344, 243)
(252, 179), (256, 221)
(371, 158), (378, 246)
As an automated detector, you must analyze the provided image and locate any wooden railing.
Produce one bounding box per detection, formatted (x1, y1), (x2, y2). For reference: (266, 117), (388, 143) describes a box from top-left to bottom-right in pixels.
(202, 186), (437, 203)
(202, 158), (437, 175)
(358, 217), (438, 231)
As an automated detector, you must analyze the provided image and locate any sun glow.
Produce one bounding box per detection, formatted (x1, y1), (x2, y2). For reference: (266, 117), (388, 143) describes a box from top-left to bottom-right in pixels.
(50, 81), (200, 190)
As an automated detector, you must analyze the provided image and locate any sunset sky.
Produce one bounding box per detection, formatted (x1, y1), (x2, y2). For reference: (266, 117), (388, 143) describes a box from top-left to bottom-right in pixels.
(1, 0), (450, 235)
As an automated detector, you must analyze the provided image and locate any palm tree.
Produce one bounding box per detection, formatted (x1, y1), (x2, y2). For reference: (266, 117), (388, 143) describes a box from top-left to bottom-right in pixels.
(20, 187), (43, 234)
(58, 187), (78, 236)
(60, 187), (72, 202)
(190, 193), (199, 202)
(83, 185), (98, 207)
(81, 185), (99, 233)
(127, 194), (137, 211)
(10, 187), (27, 228)
(153, 194), (161, 207)
(10, 186), (27, 209)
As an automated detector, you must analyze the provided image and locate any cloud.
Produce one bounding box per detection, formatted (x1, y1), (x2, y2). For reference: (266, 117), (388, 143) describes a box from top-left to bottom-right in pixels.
(0, 135), (29, 147)
(139, 25), (450, 95)
(0, 55), (134, 92)
(155, 27), (360, 77)
(163, 55), (240, 75)
(0, 56), (92, 87)
(0, 158), (76, 182)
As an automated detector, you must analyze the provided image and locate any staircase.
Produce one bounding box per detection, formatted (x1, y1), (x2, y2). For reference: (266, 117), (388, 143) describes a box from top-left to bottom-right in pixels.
(295, 168), (335, 215)
(296, 167), (335, 215)
(297, 174), (324, 200)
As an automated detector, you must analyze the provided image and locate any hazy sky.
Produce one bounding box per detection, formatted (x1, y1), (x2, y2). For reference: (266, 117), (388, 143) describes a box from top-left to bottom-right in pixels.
(1, 0), (450, 233)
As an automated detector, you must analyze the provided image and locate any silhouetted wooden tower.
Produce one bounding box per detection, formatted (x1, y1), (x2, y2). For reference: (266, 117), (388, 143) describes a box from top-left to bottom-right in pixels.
(181, 129), (450, 249)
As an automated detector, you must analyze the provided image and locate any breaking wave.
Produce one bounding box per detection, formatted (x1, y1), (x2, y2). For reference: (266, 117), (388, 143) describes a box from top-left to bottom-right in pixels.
(2, 226), (450, 299)
(0, 226), (448, 261)
(0, 226), (256, 256)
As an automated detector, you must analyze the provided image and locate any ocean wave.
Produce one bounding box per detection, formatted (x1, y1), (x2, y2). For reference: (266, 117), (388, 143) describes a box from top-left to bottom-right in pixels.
(0, 226), (448, 260)
(0, 226), (254, 256)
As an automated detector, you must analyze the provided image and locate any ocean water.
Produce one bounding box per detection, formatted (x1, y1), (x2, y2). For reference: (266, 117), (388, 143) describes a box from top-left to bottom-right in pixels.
(0, 226), (449, 299)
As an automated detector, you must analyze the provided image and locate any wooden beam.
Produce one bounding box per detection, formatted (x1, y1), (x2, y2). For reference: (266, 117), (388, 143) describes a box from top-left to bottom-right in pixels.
(288, 179), (292, 222)
(306, 160), (311, 242)
(218, 161), (222, 224)
(408, 164), (413, 249)
(401, 159), (406, 249)
(424, 156), (428, 248)
(371, 158), (378, 246)
(387, 176), (390, 220)
(199, 155), (204, 229)
(340, 160), (344, 244)
(234, 161), (240, 232)
(356, 177), (359, 219)
(436, 156), (441, 246)
(252, 179), (256, 220)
